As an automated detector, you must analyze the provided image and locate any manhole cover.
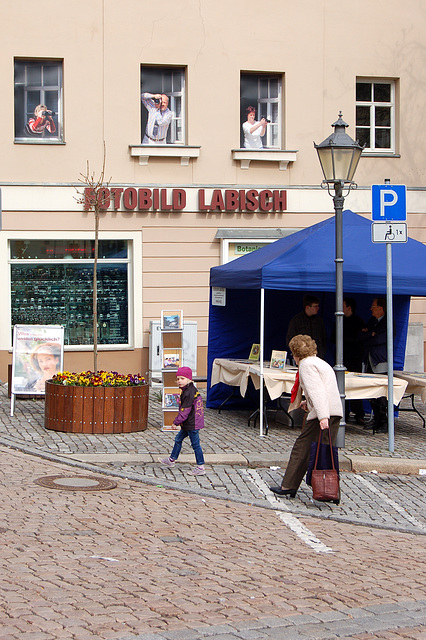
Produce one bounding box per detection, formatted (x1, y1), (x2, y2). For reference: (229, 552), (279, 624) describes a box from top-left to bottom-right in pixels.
(34, 475), (117, 491)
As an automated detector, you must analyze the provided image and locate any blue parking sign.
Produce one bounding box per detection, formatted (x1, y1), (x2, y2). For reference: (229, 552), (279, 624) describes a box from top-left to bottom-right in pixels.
(372, 184), (406, 221)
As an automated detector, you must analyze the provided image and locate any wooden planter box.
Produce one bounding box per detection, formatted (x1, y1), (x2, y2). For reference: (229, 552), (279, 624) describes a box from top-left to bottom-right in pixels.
(44, 381), (149, 433)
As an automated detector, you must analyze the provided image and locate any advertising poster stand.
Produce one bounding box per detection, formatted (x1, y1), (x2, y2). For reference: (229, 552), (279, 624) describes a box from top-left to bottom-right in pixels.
(11, 324), (64, 416)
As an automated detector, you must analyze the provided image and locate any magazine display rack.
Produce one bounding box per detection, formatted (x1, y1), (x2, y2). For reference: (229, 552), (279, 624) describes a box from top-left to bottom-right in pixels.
(160, 310), (183, 431)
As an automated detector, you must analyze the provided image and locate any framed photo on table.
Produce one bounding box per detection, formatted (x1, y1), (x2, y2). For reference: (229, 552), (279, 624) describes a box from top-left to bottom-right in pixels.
(161, 310), (183, 331)
(270, 350), (287, 370)
(249, 343), (260, 361)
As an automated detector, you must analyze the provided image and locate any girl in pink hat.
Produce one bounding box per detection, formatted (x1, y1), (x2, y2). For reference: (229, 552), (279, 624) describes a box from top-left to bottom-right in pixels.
(158, 366), (206, 475)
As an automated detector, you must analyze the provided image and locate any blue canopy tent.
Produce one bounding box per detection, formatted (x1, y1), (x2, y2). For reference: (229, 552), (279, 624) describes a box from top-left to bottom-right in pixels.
(207, 210), (426, 419)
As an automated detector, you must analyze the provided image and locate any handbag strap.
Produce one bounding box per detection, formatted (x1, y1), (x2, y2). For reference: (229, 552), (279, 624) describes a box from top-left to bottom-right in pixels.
(313, 426), (336, 472)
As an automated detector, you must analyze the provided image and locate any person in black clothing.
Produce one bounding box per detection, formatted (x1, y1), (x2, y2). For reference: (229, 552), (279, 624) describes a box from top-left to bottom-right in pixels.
(361, 297), (388, 433)
(286, 294), (327, 359)
(332, 297), (366, 425)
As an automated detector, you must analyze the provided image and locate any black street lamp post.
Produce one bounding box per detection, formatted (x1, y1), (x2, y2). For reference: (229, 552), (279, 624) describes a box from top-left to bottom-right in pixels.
(314, 113), (363, 446)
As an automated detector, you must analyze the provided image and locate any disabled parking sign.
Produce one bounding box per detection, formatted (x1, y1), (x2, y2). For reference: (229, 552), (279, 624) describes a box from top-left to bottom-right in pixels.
(372, 184), (406, 221)
(372, 222), (407, 243)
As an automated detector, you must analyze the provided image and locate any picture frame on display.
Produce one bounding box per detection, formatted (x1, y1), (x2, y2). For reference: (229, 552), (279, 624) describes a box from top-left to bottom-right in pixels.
(270, 350), (287, 370)
(161, 310), (183, 331)
(248, 343), (260, 361)
(162, 348), (182, 370)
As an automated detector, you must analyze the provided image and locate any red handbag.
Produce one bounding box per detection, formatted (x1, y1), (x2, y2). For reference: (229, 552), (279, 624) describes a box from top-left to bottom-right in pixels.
(311, 428), (340, 504)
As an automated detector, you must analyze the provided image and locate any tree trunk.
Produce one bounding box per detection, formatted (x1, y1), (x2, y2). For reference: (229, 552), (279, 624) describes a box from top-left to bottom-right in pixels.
(93, 209), (99, 372)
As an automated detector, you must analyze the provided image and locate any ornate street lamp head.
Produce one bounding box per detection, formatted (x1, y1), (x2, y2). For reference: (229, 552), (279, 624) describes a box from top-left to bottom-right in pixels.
(314, 112), (364, 186)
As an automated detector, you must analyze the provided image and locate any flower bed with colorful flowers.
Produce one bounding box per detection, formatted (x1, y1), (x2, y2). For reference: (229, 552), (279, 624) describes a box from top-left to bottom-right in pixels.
(50, 370), (147, 387)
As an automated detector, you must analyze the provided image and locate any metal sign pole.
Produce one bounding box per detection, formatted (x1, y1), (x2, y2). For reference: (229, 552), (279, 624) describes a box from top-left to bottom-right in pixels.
(371, 182), (407, 454)
(386, 242), (395, 453)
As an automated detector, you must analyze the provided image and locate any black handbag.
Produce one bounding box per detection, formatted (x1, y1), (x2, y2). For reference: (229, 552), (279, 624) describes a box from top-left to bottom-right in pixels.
(309, 428), (340, 504)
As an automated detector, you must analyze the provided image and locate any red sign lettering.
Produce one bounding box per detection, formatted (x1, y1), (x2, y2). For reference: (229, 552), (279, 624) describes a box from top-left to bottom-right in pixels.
(123, 188), (137, 210)
(173, 189), (186, 210)
(84, 187), (287, 213)
(138, 189), (152, 210)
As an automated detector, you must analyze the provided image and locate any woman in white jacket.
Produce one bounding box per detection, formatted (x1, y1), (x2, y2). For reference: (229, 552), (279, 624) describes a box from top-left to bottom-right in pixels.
(270, 334), (342, 498)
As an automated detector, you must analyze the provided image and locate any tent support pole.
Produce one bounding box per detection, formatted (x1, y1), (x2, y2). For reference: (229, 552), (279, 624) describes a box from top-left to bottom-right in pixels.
(334, 182), (346, 448)
(259, 288), (265, 437)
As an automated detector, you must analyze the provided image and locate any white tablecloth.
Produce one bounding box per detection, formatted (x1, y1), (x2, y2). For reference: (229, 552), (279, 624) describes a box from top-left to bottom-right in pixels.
(394, 371), (426, 403)
(211, 358), (408, 406)
(210, 359), (254, 397)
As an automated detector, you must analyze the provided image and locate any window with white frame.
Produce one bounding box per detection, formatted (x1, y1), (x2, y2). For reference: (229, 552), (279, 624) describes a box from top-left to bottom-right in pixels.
(140, 66), (185, 144)
(10, 240), (131, 346)
(356, 79), (395, 152)
(240, 73), (282, 149)
(14, 59), (63, 142)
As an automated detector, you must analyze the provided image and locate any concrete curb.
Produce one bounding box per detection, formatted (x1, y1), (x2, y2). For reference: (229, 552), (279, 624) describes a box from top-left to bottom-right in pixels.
(59, 451), (426, 475)
(347, 455), (426, 475)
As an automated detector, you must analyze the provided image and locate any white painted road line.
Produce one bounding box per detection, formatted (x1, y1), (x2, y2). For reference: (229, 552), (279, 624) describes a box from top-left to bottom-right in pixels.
(244, 469), (334, 554)
(357, 475), (426, 531)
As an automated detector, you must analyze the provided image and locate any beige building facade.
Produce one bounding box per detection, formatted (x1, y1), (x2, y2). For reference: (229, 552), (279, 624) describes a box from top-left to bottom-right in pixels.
(1, 0), (425, 380)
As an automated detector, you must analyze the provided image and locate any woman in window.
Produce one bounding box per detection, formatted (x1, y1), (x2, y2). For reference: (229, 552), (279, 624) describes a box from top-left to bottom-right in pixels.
(242, 106), (267, 149)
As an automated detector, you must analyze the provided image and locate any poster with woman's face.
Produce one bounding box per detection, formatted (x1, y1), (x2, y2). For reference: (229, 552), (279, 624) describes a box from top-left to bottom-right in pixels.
(12, 325), (64, 395)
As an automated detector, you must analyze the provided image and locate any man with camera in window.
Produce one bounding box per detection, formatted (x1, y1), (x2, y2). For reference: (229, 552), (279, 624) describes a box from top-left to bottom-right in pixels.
(141, 92), (173, 144)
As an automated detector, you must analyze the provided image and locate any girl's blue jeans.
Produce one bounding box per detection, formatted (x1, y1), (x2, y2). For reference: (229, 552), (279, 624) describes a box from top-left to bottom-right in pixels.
(170, 428), (204, 466)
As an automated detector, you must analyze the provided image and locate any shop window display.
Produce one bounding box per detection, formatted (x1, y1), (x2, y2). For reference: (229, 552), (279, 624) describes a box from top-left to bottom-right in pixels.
(10, 240), (129, 346)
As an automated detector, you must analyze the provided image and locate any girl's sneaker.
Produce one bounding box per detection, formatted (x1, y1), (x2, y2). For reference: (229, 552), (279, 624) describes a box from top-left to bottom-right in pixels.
(158, 457), (175, 467)
(188, 466), (205, 476)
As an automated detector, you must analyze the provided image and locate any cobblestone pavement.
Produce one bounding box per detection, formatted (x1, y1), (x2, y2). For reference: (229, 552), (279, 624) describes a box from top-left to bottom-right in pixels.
(3, 385), (426, 460)
(0, 386), (425, 536)
(0, 447), (425, 640)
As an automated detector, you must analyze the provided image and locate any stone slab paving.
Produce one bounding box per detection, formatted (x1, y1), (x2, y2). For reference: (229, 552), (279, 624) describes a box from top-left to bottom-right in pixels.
(0, 447), (425, 640)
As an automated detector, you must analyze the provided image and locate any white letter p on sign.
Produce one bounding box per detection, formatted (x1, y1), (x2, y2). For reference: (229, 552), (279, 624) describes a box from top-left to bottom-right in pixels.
(380, 189), (398, 218)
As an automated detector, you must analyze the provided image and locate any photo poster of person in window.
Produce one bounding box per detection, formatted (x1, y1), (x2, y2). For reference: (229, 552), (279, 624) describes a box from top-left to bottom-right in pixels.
(25, 104), (57, 137)
(140, 67), (173, 145)
(240, 78), (269, 148)
(239, 73), (282, 149)
(11, 325), (64, 395)
(242, 106), (268, 149)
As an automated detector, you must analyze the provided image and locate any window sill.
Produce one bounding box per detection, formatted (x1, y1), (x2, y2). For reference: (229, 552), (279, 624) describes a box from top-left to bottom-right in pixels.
(361, 151), (401, 158)
(232, 149), (298, 170)
(14, 139), (65, 145)
(129, 145), (201, 166)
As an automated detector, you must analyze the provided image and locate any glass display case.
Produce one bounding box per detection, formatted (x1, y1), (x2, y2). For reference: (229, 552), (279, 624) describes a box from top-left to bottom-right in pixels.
(10, 240), (129, 346)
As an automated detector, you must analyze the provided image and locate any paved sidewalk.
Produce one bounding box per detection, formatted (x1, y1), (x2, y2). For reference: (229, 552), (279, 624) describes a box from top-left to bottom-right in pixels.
(2, 384), (425, 470)
(0, 385), (425, 535)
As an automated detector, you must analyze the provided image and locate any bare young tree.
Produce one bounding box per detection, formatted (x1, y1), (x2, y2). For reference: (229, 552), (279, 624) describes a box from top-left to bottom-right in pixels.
(74, 144), (111, 372)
